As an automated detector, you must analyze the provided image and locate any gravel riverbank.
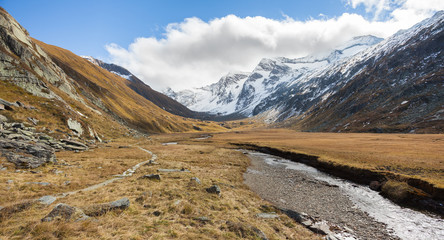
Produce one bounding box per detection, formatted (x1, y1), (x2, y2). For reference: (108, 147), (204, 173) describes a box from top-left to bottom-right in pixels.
(244, 151), (398, 240)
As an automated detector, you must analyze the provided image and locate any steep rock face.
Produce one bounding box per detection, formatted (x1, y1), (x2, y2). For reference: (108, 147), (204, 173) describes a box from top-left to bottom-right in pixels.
(287, 11), (444, 133)
(82, 57), (207, 119)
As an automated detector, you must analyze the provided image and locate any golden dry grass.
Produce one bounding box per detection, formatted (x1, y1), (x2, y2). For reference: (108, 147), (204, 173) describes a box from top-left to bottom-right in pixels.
(33, 39), (224, 134)
(0, 138), (318, 239)
(207, 128), (444, 188)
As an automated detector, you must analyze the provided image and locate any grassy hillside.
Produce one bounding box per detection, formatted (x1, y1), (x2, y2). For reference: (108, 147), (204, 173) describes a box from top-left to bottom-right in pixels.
(33, 39), (223, 134)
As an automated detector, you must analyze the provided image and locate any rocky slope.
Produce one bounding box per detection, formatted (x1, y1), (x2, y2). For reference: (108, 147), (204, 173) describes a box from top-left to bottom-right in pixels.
(0, 7), (221, 139)
(168, 12), (444, 133)
(82, 57), (211, 119)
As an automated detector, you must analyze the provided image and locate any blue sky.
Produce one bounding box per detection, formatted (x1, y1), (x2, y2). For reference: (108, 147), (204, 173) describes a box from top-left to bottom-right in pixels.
(2, 0), (443, 90)
(2, 0), (365, 58)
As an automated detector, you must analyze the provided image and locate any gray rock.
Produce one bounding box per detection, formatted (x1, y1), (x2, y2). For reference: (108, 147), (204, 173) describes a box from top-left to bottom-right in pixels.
(38, 195), (57, 205)
(26, 182), (51, 186)
(206, 185), (221, 195)
(194, 216), (211, 222)
(0, 104), (5, 111)
(369, 181), (383, 191)
(82, 197), (130, 217)
(41, 203), (89, 222)
(7, 134), (30, 141)
(1, 138), (56, 169)
(0, 98), (18, 107)
(0, 114), (7, 123)
(27, 117), (39, 125)
(67, 118), (83, 136)
(157, 168), (190, 173)
(11, 123), (24, 129)
(256, 212), (279, 219)
(61, 139), (87, 148)
(190, 177), (201, 185)
(139, 174), (161, 181)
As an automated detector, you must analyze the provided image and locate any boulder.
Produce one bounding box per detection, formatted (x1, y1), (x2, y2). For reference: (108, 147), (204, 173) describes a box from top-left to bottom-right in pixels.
(27, 117), (39, 125)
(192, 125), (202, 131)
(0, 200), (36, 219)
(226, 221), (268, 240)
(256, 213), (279, 219)
(369, 181), (383, 191)
(0, 114), (7, 123)
(61, 139), (87, 148)
(67, 118), (83, 135)
(139, 174), (161, 181)
(41, 203), (89, 222)
(1, 139), (56, 169)
(206, 185), (221, 195)
(157, 168), (190, 173)
(190, 177), (201, 185)
(82, 198), (130, 217)
(26, 182), (51, 186)
(38, 195), (57, 205)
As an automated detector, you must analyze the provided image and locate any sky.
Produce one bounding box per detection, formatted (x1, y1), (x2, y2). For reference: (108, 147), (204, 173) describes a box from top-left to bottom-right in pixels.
(2, 0), (444, 91)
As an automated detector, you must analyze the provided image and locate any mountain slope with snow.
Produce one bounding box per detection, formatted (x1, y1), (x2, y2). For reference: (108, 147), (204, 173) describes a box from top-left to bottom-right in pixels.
(167, 11), (444, 133)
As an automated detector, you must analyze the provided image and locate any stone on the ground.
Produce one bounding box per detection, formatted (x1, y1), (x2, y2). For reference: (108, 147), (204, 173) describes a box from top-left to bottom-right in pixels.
(0, 114), (7, 123)
(194, 216), (211, 222)
(139, 174), (161, 180)
(82, 197), (130, 217)
(157, 168), (190, 173)
(27, 117), (39, 125)
(26, 182), (51, 186)
(256, 212), (279, 219)
(2, 140), (56, 169)
(38, 195), (57, 205)
(226, 221), (268, 240)
(190, 177), (201, 185)
(206, 185), (221, 195)
(0, 200), (36, 219)
(369, 181), (382, 191)
(41, 203), (89, 222)
(67, 118), (83, 135)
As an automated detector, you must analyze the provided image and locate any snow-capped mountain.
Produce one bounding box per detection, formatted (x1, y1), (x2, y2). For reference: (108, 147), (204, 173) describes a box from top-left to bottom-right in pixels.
(167, 11), (444, 132)
(167, 35), (383, 117)
(165, 72), (249, 115)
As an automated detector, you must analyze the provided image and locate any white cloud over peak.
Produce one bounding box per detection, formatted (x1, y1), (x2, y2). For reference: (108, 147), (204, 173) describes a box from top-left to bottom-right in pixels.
(107, 1), (443, 91)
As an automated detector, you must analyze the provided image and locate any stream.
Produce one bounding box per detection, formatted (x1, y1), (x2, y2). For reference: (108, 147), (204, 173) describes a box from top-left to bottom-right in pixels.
(243, 151), (444, 240)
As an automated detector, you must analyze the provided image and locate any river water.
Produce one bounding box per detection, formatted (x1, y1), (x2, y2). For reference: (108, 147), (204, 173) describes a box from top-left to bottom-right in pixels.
(244, 151), (444, 240)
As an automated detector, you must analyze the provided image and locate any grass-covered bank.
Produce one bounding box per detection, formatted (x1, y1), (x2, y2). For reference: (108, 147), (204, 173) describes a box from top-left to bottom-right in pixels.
(0, 137), (318, 239)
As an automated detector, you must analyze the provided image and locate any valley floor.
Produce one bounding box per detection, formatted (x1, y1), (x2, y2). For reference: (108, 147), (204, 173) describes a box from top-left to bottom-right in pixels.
(1, 128), (443, 239)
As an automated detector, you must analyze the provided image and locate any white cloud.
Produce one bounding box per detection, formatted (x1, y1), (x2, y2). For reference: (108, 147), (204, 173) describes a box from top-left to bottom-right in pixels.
(107, 1), (443, 91)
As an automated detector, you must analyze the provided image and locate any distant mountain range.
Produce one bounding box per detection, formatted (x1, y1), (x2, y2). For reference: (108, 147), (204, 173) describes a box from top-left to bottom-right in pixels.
(166, 11), (444, 133)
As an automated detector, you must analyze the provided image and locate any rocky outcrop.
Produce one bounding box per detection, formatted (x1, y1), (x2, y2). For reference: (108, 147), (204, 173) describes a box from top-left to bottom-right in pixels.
(82, 198), (130, 217)
(41, 203), (89, 222)
(0, 120), (94, 169)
